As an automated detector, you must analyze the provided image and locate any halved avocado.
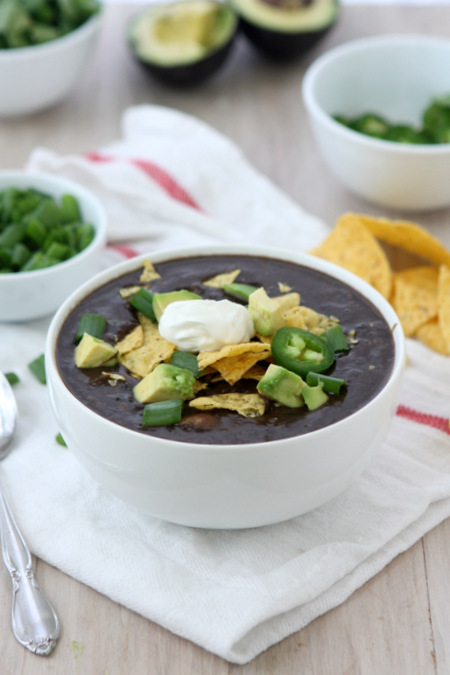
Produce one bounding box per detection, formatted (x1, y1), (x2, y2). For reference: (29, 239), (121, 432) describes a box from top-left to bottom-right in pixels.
(230, 0), (339, 61)
(127, 0), (239, 86)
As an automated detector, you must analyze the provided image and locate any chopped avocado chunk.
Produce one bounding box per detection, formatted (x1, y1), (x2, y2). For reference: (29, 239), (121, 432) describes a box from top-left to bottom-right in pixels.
(301, 381), (328, 411)
(153, 289), (202, 321)
(247, 287), (285, 336)
(257, 363), (305, 408)
(75, 333), (118, 369)
(133, 363), (196, 404)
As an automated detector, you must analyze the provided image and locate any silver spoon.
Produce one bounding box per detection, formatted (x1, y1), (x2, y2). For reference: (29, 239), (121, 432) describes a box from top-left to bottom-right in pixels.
(0, 372), (60, 656)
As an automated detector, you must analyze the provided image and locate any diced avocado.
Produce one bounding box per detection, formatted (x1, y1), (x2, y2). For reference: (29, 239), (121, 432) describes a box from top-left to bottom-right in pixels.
(257, 363), (304, 408)
(75, 334), (118, 369)
(133, 363), (196, 404)
(248, 287), (285, 337)
(153, 290), (202, 321)
(301, 382), (329, 411)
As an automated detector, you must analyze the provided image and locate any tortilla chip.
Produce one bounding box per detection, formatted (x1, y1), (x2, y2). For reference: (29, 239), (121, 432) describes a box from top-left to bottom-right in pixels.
(416, 319), (450, 355)
(198, 341), (270, 370)
(189, 393), (266, 417)
(283, 305), (338, 335)
(203, 269), (241, 288)
(391, 266), (439, 337)
(212, 349), (271, 385)
(140, 260), (161, 283)
(115, 325), (144, 355)
(278, 282), (292, 293)
(120, 319), (176, 378)
(119, 285), (142, 299)
(357, 214), (450, 268)
(311, 214), (392, 298)
(274, 292), (300, 311)
(438, 264), (450, 351)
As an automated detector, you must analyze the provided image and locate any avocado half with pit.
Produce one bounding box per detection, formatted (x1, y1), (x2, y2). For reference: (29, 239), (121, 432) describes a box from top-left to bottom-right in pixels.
(230, 0), (339, 61)
(127, 0), (239, 86)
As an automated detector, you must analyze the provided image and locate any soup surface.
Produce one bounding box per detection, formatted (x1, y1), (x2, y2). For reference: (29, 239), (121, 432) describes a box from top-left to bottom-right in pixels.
(56, 254), (396, 444)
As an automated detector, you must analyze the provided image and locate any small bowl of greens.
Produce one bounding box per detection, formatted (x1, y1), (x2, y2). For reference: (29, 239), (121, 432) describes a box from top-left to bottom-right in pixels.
(302, 35), (450, 211)
(0, 0), (102, 117)
(0, 171), (107, 322)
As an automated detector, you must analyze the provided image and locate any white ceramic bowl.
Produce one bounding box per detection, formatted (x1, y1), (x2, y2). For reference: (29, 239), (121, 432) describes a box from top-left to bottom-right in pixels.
(0, 171), (107, 322)
(302, 35), (450, 211)
(45, 246), (405, 529)
(0, 10), (102, 117)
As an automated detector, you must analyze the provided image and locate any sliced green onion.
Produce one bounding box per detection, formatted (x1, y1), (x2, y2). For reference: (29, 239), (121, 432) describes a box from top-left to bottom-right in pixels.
(223, 282), (258, 302)
(75, 313), (107, 343)
(4, 372), (20, 386)
(306, 371), (346, 395)
(55, 432), (67, 447)
(142, 399), (183, 427)
(129, 288), (156, 322)
(322, 325), (349, 353)
(28, 354), (46, 384)
(169, 351), (200, 377)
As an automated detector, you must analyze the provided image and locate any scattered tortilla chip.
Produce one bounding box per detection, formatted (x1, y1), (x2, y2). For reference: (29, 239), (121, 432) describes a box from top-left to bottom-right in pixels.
(357, 214), (450, 268)
(198, 341), (270, 370)
(119, 285), (142, 299)
(115, 325), (144, 355)
(120, 319), (175, 378)
(438, 264), (450, 351)
(189, 393), (266, 417)
(240, 363), (267, 380)
(212, 349), (271, 385)
(283, 305), (338, 335)
(311, 214), (392, 298)
(140, 260), (161, 283)
(278, 282), (292, 293)
(416, 319), (450, 355)
(391, 266), (439, 337)
(273, 292), (300, 311)
(203, 269), (241, 288)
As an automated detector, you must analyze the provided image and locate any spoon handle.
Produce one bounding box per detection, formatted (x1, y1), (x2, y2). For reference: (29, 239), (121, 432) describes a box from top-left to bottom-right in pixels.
(0, 482), (60, 656)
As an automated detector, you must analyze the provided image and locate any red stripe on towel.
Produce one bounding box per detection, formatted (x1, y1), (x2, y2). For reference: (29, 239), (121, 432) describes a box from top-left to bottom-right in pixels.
(107, 243), (139, 259)
(85, 152), (202, 210)
(396, 405), (450, 435)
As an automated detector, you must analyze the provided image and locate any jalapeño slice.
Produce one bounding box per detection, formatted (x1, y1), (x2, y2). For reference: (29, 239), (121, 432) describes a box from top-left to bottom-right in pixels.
(271, 327), (335, 377)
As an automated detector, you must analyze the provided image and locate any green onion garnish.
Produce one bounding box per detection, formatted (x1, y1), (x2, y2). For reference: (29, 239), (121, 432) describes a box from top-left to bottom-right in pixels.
(55, 432), (67, 447)
(168, 351), (200, 377)
(129, 288), (156, 322)
(28, 354), (46, 384)
(306, 371), (346, 395)
(4, 372), (20, 386)
(142, 399), (183, 427)
(322, 325), (349, 353)
(75, 313), (107, 343)
(223, 282), (258, 302)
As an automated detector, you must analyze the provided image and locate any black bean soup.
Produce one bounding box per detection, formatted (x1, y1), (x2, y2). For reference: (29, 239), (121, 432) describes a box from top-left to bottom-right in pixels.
(56, 255), (396, 445)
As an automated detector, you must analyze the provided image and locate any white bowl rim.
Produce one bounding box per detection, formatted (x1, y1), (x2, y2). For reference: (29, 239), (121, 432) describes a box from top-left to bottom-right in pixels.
(46, 245), (406, 453)
(0, 7), (102, 61)
(302, 33), (450, 155)
(0, 170), (107, 280)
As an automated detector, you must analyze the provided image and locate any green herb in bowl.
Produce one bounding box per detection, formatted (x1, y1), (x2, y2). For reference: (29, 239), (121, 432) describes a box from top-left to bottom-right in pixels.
(0, 187), (95, 274)
(333, 94), (450, 145)
(0, 0), (100, 49)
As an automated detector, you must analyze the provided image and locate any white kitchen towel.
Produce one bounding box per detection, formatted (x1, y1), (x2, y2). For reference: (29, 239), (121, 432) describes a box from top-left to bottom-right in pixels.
(0, 105), (449, 665)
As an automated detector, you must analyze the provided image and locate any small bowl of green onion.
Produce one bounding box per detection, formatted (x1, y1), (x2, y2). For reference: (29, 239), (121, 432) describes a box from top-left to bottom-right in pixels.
(0, 0), (102, 117)
(302, 35), (450, 211)
(0, 170), (107, 322)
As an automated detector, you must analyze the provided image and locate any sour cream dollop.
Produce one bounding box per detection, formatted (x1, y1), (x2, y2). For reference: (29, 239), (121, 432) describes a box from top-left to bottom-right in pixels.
(158, 299), (255, 352)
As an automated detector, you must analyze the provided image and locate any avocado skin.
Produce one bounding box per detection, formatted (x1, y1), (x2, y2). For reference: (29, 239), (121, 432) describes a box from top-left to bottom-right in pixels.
(236, 1), (339, 61)
(134, 35), (237, 87)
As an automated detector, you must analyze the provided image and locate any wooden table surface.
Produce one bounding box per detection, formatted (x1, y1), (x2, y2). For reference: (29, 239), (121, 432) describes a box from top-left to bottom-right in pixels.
(1, 4), (450, 674)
